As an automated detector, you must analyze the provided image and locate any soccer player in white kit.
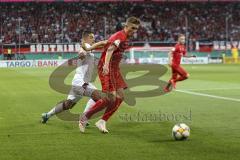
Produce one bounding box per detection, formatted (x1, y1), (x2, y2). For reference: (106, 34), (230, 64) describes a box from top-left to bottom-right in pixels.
(41, 31), (107, 124)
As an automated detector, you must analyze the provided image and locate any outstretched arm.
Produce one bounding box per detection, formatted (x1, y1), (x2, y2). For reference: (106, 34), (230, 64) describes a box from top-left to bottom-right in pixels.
(82, 40), (108, 51)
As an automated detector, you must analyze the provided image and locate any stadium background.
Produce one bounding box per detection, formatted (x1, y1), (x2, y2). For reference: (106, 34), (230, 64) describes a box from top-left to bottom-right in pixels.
(1, 1), (240, 160)
(0, 0), (239, 65)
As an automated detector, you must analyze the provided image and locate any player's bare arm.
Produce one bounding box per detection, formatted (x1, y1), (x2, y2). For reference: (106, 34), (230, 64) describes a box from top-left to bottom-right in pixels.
(102, 44), (116, 75)
(82, 40), (108, 51)
(168, 47), (176, 67)
(168, 50), (173, 67)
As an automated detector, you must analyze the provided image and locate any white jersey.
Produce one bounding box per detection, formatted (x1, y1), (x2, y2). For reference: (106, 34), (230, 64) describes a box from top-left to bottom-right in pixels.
(68, 43), (96, 101)
(75, 43), (94, 83)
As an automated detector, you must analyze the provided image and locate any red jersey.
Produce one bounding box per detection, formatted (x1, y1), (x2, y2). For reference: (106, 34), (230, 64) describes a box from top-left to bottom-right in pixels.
(172, 43), (186, 66)
(98, 30), (128, 69)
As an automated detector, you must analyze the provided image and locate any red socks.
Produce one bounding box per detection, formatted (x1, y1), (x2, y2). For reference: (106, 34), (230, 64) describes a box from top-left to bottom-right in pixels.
(102, 97), (123, 121)
(85, 98), (109, 119)
(85, 97), (123, 121)
(175, 76), (188, 82)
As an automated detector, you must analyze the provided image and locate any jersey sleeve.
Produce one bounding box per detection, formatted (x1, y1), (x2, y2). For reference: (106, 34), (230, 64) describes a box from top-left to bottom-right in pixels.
(171, 44), (178, 54)
(107, 32), (123, 48)
(81, 43), (91, 55)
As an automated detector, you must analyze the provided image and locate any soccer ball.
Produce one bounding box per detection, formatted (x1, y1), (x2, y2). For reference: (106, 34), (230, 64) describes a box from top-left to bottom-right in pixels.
(172, 123), (190, 140)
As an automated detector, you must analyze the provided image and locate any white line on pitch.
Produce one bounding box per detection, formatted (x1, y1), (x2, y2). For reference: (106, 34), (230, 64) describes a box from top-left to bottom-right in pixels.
(175, 90), (240, 102)
(180, 88), (240, 91)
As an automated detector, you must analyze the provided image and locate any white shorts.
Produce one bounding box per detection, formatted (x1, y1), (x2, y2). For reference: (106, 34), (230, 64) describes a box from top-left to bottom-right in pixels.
(67, 74), (97, 103)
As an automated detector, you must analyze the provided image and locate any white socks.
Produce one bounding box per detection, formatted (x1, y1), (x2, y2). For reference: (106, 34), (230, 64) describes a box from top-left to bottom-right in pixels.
(47, 102), (64, 118)
(46, 98), (95, 119)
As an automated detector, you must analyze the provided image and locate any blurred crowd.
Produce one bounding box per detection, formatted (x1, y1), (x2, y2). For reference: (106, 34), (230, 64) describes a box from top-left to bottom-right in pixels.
(1, 2), (240, 44)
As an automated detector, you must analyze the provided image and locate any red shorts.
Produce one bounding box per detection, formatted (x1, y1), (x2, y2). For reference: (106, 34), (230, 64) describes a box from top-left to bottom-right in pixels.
(98, 66), (127, 92)
(171, 64), (188, 80)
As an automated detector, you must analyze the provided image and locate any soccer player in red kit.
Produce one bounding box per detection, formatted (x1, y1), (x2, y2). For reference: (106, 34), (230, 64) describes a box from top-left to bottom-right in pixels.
(164, 34), (190, 92)
(79, 17), (141, 133)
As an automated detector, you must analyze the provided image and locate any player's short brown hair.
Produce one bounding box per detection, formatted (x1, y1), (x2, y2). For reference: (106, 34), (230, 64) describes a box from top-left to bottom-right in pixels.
(178, 34), (185, 38)
(126, 17), (141, 25)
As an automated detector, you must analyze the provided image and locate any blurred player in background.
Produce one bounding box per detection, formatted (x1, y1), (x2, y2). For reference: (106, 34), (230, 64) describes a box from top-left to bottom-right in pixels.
(164, 34), (190, 92)
(231, 40), (239, 63)
(79, 17), (141, 133)
(41, 31), (107, 124)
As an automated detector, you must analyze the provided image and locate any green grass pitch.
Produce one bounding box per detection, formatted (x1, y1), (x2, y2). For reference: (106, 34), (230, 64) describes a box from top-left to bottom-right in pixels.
(0, 64), (240, 160)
